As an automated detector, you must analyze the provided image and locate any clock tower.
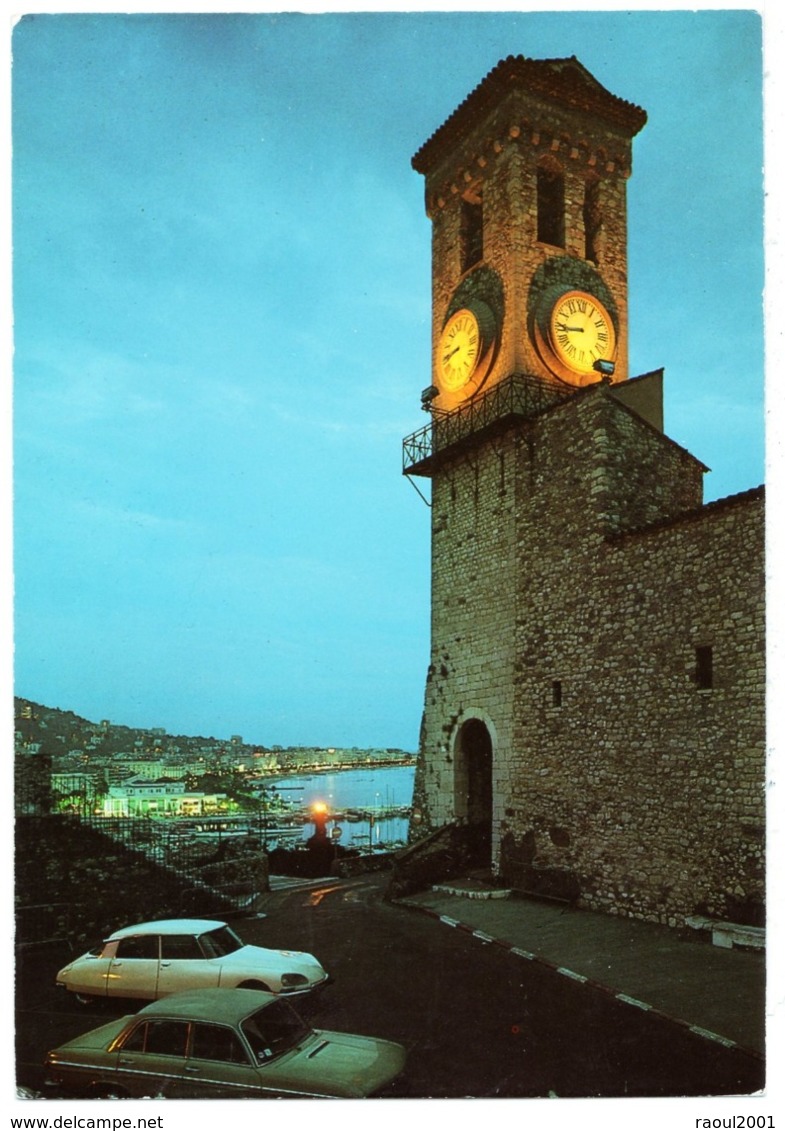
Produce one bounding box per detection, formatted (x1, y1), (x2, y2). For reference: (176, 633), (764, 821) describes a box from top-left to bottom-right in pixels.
(399, 55), (764, 931)
(404, 55), (648, 867)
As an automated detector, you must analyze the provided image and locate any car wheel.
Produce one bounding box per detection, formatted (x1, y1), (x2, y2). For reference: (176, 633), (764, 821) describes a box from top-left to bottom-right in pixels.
(237, 980), (271, 992)
(73, 991), (96, 1007)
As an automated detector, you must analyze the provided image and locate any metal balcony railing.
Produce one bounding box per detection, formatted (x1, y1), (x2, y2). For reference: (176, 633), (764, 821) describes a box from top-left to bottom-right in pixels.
(402, 373), (572, 476)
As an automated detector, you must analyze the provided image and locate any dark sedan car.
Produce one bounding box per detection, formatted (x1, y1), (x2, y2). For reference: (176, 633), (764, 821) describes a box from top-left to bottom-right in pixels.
(44, 988), (407, 1099)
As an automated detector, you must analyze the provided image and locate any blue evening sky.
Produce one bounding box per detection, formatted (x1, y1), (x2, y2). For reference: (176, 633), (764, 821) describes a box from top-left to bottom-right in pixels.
(11, 7), (767, 750)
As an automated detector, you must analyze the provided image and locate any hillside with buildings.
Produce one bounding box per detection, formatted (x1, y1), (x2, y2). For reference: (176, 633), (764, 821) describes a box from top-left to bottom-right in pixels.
(15, 698), (415, 945)
(14, 697), (415, 818)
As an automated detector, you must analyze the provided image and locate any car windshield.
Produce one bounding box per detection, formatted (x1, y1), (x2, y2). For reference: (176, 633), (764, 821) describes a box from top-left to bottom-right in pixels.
(198, 925), (245, 959)
(240, 999), (312, 1064)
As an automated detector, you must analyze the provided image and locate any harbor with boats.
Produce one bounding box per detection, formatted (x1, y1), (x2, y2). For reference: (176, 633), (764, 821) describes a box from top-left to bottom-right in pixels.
(188, 761), (417, 853)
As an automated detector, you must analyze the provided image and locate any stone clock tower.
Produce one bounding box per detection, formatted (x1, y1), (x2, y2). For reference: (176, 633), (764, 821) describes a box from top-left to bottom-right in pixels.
(400, 55), (765, 930)
(416, 55), (646, 416)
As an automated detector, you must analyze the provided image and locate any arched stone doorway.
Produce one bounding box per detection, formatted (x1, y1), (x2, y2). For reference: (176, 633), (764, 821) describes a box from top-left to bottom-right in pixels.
(454, 718), (493, 868)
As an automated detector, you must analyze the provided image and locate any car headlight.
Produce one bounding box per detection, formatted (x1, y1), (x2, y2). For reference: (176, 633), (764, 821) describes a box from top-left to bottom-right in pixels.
(280, 973), (309, 988)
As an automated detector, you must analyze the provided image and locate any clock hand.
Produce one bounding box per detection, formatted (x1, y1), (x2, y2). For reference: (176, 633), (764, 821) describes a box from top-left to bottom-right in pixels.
(443, 345), (461, 361)
(556, 322), (584, 333)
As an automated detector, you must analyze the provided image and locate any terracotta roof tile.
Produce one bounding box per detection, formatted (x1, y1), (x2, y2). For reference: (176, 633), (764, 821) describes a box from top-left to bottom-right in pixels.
(412, 54), (647, 173)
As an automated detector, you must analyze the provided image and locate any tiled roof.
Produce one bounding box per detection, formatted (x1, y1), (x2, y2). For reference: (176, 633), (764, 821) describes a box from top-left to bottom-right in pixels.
(412, 54), (647, 173)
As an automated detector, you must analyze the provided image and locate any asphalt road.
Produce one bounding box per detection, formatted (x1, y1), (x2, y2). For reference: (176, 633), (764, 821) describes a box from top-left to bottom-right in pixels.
(15, 873), (764, 1099)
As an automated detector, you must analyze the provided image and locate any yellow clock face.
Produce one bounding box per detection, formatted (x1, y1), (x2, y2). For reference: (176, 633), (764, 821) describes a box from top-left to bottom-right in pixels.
(437, 308), (482, 392)
(548, 291), (616, 377)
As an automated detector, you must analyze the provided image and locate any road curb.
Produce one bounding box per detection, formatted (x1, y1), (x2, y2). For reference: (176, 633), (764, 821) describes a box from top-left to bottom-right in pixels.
(397, 899), (764, 1063)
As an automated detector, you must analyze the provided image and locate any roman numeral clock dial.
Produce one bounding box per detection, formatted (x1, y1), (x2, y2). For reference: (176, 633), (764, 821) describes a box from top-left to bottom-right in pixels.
(438, 309), (480, 391)
(435, 301), (497, 402)
(545, 290), (616, 385)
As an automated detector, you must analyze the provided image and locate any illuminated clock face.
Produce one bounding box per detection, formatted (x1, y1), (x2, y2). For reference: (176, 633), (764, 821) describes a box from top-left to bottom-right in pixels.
(437, 308), (482, 392)
(548, 291), (616, 378)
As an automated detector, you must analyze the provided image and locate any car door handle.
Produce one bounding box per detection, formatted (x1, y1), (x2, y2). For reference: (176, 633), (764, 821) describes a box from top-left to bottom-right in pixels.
(184, 1066), (201, 1074)
(160, 962), (171, 967)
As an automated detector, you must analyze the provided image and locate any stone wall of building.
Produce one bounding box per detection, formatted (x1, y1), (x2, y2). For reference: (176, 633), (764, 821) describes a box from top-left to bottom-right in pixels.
(510, 393), (764, 926)
(413, 384), (765, 928)
(414, 428), (519, 831)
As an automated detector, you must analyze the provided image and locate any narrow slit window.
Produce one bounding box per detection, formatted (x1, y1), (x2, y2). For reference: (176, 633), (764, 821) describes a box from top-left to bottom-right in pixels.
(552, 680), (563, 707)
(695, 646), (713, 690)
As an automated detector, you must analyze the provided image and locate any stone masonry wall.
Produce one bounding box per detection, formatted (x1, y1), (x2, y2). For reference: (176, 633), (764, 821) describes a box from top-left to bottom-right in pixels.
(414, 430), (521, 835)
(413, 384), (765, 928)
(501, 392), (765, 926)
(502, 488), (765, 927)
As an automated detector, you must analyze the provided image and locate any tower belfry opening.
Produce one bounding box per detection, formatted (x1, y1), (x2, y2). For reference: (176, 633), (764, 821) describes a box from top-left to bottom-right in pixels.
(536, 160), (565, 248)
